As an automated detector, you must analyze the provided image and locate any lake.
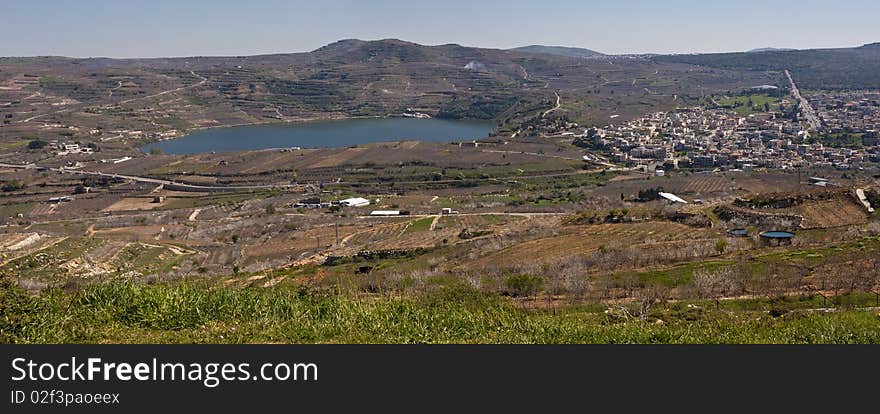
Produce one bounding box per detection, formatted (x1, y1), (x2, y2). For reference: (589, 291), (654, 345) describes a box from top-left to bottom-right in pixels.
(140, 118), (496, 155)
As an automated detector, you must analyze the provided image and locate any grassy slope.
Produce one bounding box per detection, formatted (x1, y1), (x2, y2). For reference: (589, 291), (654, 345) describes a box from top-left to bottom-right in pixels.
(404, 217), (434, 233)
(2, 280), (878, 344)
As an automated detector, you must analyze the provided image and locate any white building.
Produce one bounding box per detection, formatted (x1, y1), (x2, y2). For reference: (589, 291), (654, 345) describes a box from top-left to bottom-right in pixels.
(339, 197), (370, 207)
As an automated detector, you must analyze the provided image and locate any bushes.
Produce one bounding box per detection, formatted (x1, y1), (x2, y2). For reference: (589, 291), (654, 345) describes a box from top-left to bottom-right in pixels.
(1, 180), (26, 192)
(504, 274), (544, 297)
(637, 187), (664, 202)
(3, 280), (880, 344)
(0, 280), (59, 343)
(28, 139), (47, 150)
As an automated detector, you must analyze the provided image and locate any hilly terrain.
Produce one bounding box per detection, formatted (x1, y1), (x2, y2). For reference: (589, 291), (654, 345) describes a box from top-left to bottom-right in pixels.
(509, 45), (605, 58)
(1, 38), (782, 145)
(2, 39), (880, 344)
(747, 47), (797, 53)
(655, 43), (880, 90)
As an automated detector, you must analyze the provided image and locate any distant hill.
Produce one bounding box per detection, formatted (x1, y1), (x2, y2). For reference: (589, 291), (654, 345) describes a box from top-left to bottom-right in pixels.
(0, 38), (796, 131)
(509, 45), (604, 58)
(654, 43), (880, 90)
(747, 47), (796, 53)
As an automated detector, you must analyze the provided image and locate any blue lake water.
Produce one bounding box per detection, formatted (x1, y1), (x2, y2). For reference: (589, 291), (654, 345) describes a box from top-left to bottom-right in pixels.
(140, 118), (496, 155)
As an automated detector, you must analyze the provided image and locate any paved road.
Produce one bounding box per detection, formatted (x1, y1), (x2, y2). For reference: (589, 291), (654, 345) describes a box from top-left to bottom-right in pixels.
(785, 70), (821, 130)
(0, 162), (300, 192)
(334, 168), (610, 187)
(478, 149), (581, 161)
(358, 212), (567, 219)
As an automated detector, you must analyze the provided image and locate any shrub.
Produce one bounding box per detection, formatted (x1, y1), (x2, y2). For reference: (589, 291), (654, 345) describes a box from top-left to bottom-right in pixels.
(715, 239), (728, 255)
(28, 139), (47, 149)
(1, 181), (26, 192)
(504, 274), (544, 297)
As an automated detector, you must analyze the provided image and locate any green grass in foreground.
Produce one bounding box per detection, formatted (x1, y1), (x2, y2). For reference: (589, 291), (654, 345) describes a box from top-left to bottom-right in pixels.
(2, 280), (879, 344)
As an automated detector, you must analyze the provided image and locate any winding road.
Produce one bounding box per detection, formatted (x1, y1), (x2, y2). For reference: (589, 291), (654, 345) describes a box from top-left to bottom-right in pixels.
(115, 71), (207, 106)
(542, 91), (562, 118)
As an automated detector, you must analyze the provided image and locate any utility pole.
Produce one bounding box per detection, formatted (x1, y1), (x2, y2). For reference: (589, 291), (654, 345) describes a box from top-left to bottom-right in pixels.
(335, 216), (339, 246)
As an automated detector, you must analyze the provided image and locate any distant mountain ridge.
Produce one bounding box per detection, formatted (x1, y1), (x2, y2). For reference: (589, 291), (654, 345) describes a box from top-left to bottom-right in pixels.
(509, 45), (604, 58)
(5, 37), (878, 133)
(747, 47), (796, 53)
(654, 42), (880, 90)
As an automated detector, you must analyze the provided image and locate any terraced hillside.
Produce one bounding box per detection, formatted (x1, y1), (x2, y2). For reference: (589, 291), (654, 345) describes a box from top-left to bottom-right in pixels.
(1, 39), (781, 150)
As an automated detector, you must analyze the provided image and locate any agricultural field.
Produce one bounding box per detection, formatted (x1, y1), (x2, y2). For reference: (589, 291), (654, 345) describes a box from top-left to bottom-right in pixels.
(788, 198), (870, 228)
(2, 159), (879, 344)
(463, 220), (720, 271)
(715, 93), (788, 115)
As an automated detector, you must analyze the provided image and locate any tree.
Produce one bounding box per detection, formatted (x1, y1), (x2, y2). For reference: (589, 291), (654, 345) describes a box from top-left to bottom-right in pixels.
(1, 180), (25, 192)
(28, 139), (47, 150)
(693, 267), (739, 307)
(505, 274), (544, 298)
(563, 271), (590, 304)
(621, 272), (640, 297)
(714, 239), (728, 256)
(871, 258), (880, 307)
(635, 284), (669, 320)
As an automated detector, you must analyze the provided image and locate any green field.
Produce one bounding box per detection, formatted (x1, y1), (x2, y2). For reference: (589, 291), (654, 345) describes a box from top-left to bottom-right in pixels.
(162, 191), (277, 210)
(0, 202), (33, 219)
(3, 280), (879, 344)
(404, 217), (434, 233)
(715, 93), (785, 116)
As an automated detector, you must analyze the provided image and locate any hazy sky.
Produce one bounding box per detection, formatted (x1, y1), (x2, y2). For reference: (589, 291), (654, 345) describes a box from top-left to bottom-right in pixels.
(3, 0), (879, 57)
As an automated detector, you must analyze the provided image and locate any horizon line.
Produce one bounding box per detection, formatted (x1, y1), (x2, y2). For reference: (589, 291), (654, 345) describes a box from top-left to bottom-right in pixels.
(1, 38), (876, 60)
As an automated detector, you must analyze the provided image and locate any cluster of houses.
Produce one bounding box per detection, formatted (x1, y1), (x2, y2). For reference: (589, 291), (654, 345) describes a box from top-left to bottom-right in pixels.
(808, 91), (880, 138)
(293, 197), (372, 209)
(575, 95), (880, 172)
(50, 142), (94, 156)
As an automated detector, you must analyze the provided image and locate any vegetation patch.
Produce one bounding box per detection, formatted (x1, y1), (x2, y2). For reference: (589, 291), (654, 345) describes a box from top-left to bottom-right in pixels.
(3, 280), (880, 344)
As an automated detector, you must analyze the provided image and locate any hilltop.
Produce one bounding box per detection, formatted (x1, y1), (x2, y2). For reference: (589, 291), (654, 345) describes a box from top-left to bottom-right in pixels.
(1, 38), (877, 147)
(747, 47), (797, 53)
(509, 45), (604, 58)
(654, 43), (880, 89)
(0, 38), (778, 140)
